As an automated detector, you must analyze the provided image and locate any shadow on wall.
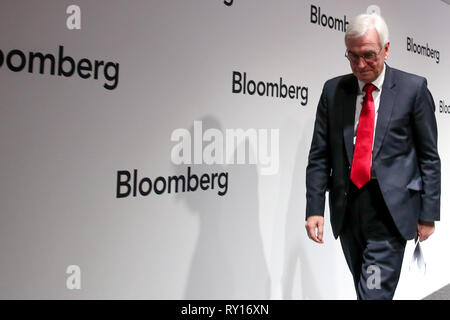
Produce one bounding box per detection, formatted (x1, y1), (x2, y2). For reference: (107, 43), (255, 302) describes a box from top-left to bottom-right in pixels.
(282, 121), (341, 299)
(175, 116), (270, 299)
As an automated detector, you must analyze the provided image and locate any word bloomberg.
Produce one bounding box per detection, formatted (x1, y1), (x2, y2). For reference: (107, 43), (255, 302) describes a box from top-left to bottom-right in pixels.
(406, 37), (440, 64)
(116, 167), (228, 198)
(232, 71), (308, 106)
(440, 100), (450, 114)
(0, 45), (119, 90)
(310, 5), (349, 32)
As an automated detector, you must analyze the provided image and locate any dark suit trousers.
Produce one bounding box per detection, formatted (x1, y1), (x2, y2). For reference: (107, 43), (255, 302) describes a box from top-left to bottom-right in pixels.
(339, 179), (406, 300)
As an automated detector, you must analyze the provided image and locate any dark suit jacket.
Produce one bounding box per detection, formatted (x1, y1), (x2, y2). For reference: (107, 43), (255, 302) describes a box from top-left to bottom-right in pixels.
(306, 65), (441, 240)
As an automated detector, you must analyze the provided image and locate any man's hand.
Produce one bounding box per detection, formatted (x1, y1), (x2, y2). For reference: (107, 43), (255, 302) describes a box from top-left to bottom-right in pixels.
(305, 215), (324, 243)
(417, 220), (435, 242)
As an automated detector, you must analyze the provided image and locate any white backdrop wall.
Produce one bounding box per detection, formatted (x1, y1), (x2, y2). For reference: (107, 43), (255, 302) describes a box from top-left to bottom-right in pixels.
(0, 0), (449, 299)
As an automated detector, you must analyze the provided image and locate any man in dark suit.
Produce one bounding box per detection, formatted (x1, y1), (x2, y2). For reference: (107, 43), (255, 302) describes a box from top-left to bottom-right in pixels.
(305, 13), (440, 300)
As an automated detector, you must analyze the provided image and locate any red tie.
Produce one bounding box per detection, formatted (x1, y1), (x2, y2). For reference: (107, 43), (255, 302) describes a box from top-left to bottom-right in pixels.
(350, 83), (376, 189)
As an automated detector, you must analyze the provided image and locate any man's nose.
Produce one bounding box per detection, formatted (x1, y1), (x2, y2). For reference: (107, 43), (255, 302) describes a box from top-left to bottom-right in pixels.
(356, 57), (368, 68)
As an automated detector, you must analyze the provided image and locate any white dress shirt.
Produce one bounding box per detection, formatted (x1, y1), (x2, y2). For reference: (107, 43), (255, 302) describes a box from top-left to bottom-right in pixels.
(353, 63), (386, 144)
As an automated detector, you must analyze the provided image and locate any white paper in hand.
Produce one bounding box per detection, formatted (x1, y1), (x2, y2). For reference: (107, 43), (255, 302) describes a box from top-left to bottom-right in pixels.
(409, 236), (426, 274)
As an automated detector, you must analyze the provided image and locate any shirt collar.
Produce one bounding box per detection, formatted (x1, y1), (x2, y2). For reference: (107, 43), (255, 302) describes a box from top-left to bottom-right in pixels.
(357, 63), (386, 93)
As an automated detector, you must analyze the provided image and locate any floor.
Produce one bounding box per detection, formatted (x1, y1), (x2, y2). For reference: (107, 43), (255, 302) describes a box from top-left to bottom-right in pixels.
(423, 284), (450, 300)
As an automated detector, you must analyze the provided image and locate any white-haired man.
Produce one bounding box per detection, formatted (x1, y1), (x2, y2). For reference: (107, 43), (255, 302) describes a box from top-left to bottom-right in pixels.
(305, 13), (440, 299)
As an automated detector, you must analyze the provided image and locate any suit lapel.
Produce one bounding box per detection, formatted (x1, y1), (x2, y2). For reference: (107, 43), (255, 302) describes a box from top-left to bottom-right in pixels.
(372, 65), (396, 160)
(343, 76), (358, 165)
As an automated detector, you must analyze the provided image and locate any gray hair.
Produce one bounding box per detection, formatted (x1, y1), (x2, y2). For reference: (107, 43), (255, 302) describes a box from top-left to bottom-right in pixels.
(345, 13), (389, 47)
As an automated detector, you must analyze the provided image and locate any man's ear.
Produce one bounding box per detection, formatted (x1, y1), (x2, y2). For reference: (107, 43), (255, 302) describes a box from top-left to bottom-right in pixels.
(384, 41), (390, 60)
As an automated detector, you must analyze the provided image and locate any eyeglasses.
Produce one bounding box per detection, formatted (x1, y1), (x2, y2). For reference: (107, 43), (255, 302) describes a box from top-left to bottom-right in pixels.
(345, 47), (383, 64)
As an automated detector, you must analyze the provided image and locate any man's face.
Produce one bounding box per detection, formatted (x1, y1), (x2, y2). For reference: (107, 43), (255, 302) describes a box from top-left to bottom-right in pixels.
(345, 27), (390, 83)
